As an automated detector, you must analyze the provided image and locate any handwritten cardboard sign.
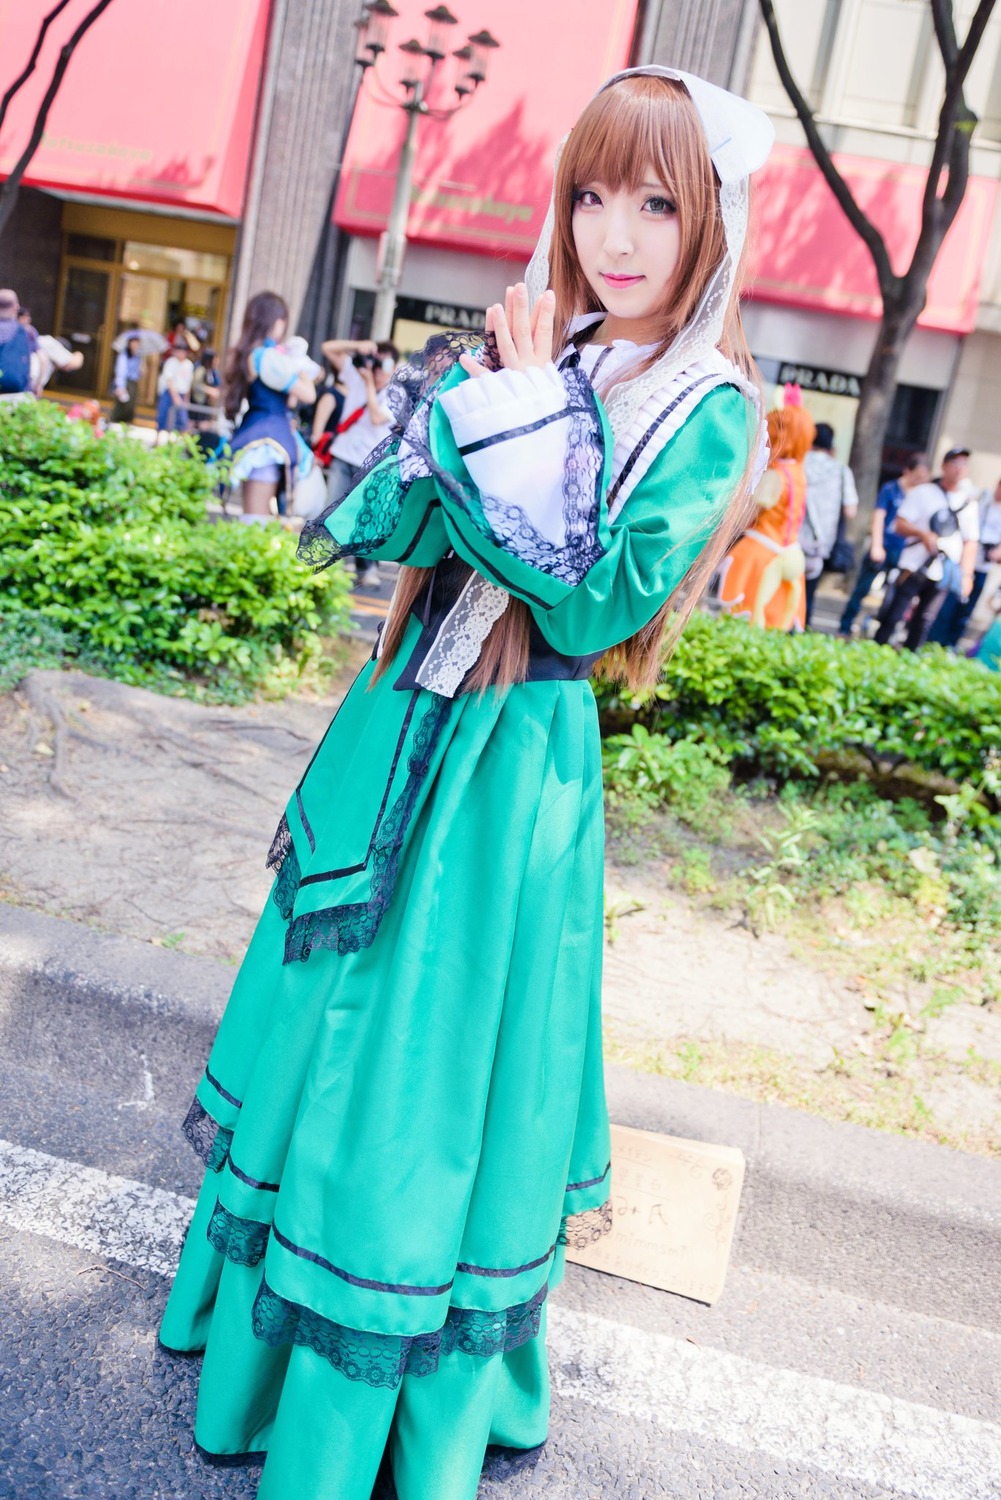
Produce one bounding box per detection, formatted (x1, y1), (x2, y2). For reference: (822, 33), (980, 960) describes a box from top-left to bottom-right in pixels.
(566, 1123), (745, 1305)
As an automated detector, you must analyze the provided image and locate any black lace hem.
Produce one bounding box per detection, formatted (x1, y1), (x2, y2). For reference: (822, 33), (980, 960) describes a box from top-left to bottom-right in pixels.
(559, 1200), (613, 1250)
(182, 1098), (233, 1172)
(277, 693), (454, 964)
(207, 1198), (270, 1266)
(251, 1275), (547, 1390)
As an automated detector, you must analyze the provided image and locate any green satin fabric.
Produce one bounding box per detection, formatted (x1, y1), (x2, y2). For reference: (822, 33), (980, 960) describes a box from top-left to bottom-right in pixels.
(160, 370), (751, 1496)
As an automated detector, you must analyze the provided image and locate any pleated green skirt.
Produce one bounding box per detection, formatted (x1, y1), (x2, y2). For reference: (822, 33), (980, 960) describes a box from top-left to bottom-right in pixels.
(160, 630), (612, 1497)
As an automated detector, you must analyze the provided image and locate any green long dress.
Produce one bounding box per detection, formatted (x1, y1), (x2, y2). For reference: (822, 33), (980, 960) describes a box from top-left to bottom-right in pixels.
(159, 348), (750, 1499)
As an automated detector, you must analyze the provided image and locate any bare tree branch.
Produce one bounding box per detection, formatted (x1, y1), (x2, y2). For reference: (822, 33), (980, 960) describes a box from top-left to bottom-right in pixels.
(759, 0), (1000, 530)
(0, 0), (75, 138)
(919, 0), (995, 235)
(756, 0), (896, 291)
(0, 0), (117, 240)
(928, 0), (959, 69)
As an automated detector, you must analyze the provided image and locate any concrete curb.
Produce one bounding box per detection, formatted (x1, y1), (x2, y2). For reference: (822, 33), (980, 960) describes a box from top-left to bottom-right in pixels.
(2, 904), (999, 1330)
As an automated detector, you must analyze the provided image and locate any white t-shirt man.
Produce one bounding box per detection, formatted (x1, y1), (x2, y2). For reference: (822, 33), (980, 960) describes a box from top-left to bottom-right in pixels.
(158, 354), (194, 398)
(894, 480), (979, 575)
(330, 359), (392, 469)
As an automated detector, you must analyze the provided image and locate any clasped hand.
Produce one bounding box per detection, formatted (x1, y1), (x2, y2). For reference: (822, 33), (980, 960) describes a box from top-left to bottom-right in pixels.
(458, 282), (556, 381)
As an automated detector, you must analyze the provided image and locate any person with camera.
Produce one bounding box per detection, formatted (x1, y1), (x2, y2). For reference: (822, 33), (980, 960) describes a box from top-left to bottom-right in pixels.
(320, 336), (399, 587)
(874, 446), (979, 650)
(838, 450), (930, 636)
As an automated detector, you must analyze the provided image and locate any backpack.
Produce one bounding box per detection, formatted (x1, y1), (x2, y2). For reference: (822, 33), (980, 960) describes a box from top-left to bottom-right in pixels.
(0, 325), (32, 394)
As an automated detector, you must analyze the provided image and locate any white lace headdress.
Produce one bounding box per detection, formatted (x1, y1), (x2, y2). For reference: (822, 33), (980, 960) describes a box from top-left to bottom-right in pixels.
(524, 66), (774, 440)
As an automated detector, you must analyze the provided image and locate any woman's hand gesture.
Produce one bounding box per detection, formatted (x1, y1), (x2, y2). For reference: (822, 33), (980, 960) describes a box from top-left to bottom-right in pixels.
(459, 283), (556, 380)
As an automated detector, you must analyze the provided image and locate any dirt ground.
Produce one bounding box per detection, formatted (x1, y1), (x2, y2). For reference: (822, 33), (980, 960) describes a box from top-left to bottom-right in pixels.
(2, 663), (998, 1152)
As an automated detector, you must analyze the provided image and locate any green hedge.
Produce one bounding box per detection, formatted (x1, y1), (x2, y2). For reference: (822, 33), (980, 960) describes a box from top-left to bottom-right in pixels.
(594, 612), (1001, 789)
(0, 399), (349, 692)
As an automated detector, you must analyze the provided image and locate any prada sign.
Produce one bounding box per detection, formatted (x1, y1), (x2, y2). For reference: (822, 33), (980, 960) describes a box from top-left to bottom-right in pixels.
(777, 362), (863, 398)
(395, 296), (486, 332)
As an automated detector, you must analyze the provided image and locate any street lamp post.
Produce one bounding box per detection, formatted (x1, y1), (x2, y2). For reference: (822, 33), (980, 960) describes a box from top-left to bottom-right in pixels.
(353, 3), (500, 343)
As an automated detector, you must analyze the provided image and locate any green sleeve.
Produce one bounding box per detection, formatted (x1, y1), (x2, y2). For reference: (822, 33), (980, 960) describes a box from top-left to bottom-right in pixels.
(321, 463), (450, 567)
(533, 385), (750, 656)
(426, 369), (749, 651)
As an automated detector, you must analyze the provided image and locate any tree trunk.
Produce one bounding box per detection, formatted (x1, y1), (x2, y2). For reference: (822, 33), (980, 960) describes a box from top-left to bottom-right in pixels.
(847, 290), (926, 545)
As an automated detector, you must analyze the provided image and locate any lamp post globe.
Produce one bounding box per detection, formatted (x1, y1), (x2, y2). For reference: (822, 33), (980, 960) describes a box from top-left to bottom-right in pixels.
(358, 4), (499, 342)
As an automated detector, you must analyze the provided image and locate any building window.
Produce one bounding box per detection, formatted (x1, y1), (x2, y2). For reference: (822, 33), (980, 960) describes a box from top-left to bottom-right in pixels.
(748, 0), (843, 114)
(837, 0), (934, 129)
(970, 24), (1001, 144)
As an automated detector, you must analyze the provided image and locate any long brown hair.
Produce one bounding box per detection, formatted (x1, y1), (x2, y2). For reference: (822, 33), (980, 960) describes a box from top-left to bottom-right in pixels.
(223, 290), (289, 420)
(378, 75), (761, 693)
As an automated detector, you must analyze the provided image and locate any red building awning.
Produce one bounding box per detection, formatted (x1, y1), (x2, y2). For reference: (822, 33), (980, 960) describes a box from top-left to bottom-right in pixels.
(334, 0), (640, 261)
(0, 0), (270, 218)
(748, 143), (998, 335)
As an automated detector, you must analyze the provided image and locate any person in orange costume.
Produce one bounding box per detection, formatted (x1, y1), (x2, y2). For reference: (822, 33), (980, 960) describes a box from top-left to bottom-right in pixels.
(718, 399), (815, 630)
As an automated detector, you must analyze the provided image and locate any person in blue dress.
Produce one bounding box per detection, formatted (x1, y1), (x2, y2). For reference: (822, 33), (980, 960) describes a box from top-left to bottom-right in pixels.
(223, 291), (320, 524)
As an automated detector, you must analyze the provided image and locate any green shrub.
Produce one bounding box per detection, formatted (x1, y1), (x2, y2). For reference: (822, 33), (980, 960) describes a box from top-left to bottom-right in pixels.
(0, 400), (350, 695)
(602, 725), (730, 828)
(595, 612), (1001, 791)
(0, 609), (79, 692)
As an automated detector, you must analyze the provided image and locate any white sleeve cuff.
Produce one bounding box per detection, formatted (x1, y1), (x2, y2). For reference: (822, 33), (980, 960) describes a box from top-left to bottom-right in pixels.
(438, 363), (567, 452)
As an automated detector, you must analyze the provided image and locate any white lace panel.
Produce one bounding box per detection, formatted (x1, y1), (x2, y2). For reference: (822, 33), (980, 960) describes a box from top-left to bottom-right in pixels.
(413, 574), (510, 698)
(397, 397), (433, 486)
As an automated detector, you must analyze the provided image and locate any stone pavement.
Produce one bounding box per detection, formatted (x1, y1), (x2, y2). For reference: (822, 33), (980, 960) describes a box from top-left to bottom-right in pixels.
(1, 908), (1000, 1497)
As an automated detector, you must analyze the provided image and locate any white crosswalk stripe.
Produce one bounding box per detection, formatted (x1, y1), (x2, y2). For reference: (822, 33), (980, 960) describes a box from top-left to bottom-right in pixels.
(2, 1136), (1000, 1500)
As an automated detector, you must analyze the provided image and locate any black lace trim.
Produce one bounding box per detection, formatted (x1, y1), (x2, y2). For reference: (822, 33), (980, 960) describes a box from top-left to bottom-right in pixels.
(182, 1098), (233, 1172)
(559, 1200), (613, 1250)
(297, 332), (487, 574)
(207, 1198), (270, 1266)
(251, 1276), (547, 1391)
(265, 811), (292, 874)
(272, 838), (301, 921)
(279, 693), (453, 964)
(205, 1193), (611, 1285)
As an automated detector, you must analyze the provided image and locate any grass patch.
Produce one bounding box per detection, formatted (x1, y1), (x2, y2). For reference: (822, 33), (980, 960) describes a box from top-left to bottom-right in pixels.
(605, 1027), (1001, 1160)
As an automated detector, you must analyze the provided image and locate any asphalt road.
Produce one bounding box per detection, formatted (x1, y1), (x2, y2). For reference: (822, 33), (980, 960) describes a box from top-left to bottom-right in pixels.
(2, 1026), (1000, 1499)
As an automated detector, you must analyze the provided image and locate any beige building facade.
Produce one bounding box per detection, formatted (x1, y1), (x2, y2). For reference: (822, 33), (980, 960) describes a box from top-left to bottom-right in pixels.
(739, 0), (1001, 487)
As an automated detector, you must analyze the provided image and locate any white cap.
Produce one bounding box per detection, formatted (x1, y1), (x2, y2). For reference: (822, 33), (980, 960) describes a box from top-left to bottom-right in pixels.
(598, 66), (774, 184)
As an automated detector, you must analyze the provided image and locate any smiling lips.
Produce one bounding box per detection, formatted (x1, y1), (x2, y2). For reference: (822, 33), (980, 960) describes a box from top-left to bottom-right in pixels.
(601, 272), (645, 288)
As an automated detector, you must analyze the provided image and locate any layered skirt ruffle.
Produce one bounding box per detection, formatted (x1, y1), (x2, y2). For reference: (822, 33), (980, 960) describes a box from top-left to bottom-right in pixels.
(160, 638), (612, 1496)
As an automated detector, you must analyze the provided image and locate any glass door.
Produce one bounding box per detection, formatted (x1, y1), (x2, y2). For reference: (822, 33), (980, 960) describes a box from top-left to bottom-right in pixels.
(56, 266), (113, 394)
(117, 272), (170, 407)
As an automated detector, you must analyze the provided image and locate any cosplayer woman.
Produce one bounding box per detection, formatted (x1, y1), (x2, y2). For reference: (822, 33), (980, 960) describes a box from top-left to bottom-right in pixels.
(159, 69), (773, 1498)
(718, 397), (815, 630)
(224, 290), (321, 523)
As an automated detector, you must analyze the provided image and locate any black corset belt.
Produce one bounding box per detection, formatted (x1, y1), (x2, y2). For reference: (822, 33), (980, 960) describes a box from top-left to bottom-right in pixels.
(381, 556), (603, 695)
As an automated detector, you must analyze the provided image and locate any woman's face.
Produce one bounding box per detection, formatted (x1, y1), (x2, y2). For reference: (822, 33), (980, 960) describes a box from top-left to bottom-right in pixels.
(571, 165), (681, 341)
(269, 316), (287, 343)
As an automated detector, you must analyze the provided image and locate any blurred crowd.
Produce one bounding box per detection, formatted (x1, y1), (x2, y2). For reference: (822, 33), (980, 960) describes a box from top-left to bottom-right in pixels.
(4, 279), (1000, 660)
(716, 387), (1001, 670)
